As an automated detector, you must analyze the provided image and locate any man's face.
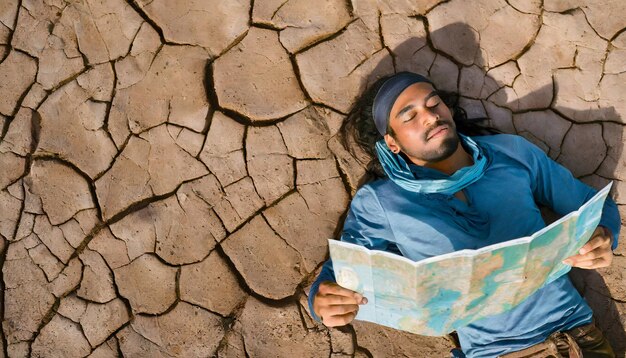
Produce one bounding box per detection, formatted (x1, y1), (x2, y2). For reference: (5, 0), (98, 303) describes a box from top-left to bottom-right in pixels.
(385, 82), (459, 166)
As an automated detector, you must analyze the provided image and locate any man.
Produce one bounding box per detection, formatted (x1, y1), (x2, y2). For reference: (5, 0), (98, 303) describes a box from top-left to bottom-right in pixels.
(308, 72), (620, 357)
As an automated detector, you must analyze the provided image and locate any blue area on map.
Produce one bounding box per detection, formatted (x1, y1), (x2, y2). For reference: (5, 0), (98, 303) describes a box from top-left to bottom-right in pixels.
(424, 288), (462, 333)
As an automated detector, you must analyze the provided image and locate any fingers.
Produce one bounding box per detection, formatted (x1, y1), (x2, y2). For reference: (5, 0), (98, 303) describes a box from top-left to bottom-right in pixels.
(314, 281), (368, 328)
(571, 256), (613, 270)
(323, 304), (359, 316)
(563, 226), (613, 269)
(565, 245), (610, 263)
(578, 230), (610, 255)
(321, 310), (359, 327)
(320, 293), (362, 305)
(563, 246), (613, 269)
(314, 296), (360, 327)
(318, 282), (368, 304)
(563, 249), (613, 268)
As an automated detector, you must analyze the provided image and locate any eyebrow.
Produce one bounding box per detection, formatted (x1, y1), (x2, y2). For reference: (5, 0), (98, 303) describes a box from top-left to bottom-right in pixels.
(395, 90), (439, 119)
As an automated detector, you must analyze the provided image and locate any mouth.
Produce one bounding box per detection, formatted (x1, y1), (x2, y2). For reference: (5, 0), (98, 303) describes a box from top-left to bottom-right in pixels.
(427, 125), (449, 140)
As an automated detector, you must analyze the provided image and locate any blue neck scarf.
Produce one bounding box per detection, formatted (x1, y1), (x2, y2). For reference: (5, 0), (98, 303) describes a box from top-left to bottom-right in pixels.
(375, 134), (488, 194)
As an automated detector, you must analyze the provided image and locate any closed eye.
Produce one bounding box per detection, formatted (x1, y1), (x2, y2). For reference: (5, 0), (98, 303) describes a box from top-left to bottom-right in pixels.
(426, 100), (441, 109)
(404, 113), (416, 122)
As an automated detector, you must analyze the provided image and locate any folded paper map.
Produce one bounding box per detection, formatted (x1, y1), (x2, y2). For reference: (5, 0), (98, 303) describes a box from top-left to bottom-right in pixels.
(329, 183), (612, 336)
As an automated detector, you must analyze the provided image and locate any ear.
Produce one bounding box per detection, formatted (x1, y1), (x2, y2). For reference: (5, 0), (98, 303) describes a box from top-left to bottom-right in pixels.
(384, 134), (400, 154)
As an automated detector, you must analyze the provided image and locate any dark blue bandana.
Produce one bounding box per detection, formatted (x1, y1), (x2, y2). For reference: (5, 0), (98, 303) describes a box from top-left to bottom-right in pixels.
(372, 72), (432, 136)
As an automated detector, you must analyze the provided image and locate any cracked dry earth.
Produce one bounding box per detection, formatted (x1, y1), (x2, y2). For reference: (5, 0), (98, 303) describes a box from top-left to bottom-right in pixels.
(0, 0), (625, 357)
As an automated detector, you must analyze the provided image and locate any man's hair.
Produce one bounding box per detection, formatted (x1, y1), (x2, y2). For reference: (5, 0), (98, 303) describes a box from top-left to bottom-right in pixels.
(339, 74), (499, 179)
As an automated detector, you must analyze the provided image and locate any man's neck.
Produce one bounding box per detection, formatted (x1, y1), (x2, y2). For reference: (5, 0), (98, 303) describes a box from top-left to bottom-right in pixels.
(423, 142), (473, 176)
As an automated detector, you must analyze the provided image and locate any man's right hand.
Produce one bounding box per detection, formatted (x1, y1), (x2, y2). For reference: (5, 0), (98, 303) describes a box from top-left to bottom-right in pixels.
(313, 281), (368, 327)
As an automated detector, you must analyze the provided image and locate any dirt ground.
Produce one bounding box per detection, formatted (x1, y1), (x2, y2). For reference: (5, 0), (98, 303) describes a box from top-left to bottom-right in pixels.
(0, 0), (624, 356)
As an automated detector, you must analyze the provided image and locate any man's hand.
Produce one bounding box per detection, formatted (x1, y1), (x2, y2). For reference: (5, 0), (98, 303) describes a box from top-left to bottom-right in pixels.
(313, 281), (368, 327)
(563, 226), (614, 269)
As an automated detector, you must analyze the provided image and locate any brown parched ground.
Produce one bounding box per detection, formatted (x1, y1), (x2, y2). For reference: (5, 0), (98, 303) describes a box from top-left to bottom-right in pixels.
(0, 0), (625, 357)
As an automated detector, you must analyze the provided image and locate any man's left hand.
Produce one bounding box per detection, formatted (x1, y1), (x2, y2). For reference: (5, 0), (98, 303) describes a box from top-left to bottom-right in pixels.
(563, 226), (614, 269)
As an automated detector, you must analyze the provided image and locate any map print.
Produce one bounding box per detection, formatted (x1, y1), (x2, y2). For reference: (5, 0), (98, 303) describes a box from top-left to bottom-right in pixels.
(329, 183), (612, 336)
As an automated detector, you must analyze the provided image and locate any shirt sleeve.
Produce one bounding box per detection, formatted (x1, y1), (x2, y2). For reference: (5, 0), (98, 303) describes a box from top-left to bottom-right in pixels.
(307, 184), (396, 322)
(518, 136), (621, 250)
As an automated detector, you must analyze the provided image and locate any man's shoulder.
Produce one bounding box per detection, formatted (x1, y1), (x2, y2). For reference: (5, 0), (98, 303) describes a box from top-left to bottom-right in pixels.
(355, 177), (391, 197)
(472, 133), (527, 147)
(473, 133), (538, 157)
(352, 177), (404, 203)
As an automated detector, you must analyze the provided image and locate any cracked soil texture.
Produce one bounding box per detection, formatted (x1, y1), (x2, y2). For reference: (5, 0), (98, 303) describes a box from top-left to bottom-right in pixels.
(0, 0), (625, 357)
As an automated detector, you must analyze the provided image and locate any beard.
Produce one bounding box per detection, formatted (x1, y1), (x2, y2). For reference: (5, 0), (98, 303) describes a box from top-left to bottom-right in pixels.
(419, 135), (459, 162)
(397, 120), (460, 163)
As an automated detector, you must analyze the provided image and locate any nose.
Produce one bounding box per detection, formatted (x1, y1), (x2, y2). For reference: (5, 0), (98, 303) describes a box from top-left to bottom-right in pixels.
(421, 108), (439, 128)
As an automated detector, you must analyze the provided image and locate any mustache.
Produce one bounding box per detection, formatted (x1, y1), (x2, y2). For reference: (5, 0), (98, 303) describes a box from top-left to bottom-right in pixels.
(424, 119), (451, 140)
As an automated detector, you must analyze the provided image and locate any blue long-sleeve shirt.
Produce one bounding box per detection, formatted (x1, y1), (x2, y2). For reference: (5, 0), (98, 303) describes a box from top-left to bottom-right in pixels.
(308, 134), (620, 357)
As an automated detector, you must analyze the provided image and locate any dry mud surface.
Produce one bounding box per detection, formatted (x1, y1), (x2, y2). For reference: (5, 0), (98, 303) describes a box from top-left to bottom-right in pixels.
(0, 0), (625, 357)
